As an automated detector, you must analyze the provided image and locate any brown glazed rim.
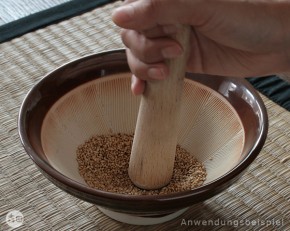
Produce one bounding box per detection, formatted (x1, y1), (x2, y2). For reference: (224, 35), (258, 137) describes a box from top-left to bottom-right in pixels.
(18, 49), (268, 213)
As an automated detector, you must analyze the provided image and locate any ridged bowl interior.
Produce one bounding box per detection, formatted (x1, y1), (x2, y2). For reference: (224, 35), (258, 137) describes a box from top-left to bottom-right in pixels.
(41, 72), (244, 186)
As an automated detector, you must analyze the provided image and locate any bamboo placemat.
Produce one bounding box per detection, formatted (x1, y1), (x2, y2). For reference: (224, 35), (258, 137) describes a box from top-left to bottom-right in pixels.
(0, 2), (289, 230)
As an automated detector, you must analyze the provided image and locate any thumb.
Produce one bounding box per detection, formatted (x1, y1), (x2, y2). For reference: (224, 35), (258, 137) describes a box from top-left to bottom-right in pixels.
(112, 0), (202, 30)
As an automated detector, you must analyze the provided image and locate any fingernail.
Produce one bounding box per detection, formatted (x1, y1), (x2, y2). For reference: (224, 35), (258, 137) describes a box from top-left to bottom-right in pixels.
(131, 75), (145, 95)
(131, 75), (137, 88)
(148, 67), (167, 80)
(161, 46), (183, 59)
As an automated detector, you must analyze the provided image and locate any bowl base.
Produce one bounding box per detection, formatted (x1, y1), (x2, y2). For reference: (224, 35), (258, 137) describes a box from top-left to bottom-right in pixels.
(98, 207), (188, 225)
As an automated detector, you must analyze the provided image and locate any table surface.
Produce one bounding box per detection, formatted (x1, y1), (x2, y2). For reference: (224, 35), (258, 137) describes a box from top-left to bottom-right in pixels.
(0, 1), (289, 230)
(0, 0), (71, 25)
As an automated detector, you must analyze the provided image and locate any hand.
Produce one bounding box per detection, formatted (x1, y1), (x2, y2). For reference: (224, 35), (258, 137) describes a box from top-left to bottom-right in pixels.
(112, 0), (290, 95)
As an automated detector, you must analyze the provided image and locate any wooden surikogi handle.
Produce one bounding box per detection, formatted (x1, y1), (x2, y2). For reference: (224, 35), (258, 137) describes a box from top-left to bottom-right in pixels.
(129, 25), (191, 190)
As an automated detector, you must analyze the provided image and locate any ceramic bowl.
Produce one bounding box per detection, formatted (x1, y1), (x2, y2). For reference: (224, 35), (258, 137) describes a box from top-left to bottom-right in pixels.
(19, 49), (268, 225)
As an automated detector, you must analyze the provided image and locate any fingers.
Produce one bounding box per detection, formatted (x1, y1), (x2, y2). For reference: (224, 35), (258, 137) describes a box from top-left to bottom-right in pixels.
(112, 0), (157, 29)
(121, 29), (183, 64)
(126, 48), (169, 81)
(112, 0), (197, 30)
(123, 26), (184, 82)
(113, 0), (194, 95)
(131, 75), (145, 95)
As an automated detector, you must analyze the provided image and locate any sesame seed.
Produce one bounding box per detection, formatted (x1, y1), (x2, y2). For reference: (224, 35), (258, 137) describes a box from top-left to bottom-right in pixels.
(76, 133), (207, 195)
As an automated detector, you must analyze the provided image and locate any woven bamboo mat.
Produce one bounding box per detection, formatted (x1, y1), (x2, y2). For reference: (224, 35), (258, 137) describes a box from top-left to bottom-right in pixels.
(0, 2), (289, 230)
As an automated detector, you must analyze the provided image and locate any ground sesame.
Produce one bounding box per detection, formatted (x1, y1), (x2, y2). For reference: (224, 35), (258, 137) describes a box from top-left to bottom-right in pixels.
(76, 133), (207, 195)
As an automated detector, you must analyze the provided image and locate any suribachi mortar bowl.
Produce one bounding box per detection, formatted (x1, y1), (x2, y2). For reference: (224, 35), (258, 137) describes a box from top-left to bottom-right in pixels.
(18, 49), (268, 225)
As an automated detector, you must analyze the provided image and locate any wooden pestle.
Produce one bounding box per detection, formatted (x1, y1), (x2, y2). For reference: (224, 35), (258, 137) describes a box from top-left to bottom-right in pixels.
(129, 25), (191, 190)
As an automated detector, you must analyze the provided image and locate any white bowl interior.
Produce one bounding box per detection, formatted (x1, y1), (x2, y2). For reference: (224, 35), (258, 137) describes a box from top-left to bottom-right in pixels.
(41, 73), (244, 187)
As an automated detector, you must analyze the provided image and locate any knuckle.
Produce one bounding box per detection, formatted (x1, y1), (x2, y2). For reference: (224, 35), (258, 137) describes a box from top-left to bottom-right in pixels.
(122, 29), (163, 63)
(128, 59), (149, 80)
(138, 38), (153, 61)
